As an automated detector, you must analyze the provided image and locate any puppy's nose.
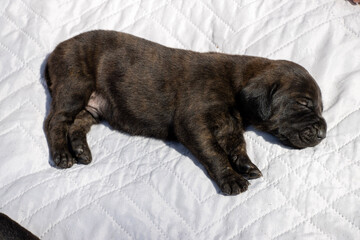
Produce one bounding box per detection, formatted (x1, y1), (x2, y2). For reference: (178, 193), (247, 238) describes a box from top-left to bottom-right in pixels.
(316, 117), (327, 140)
(317, 127), (326, 139)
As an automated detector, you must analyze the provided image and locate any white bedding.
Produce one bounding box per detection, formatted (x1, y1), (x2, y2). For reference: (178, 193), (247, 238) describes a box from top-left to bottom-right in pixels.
(1, 0), (359, 239)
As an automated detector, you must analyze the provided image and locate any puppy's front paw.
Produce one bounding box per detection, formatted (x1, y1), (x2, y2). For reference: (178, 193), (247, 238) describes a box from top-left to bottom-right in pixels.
(219, 173), (249, 195)
(231, 155), (262, 180)
(53, 149), (75, 168)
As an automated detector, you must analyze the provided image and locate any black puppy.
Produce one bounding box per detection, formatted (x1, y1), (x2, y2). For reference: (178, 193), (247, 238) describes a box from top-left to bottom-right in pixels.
(44, 30), (326, 195)
(0, 213), (39, 240)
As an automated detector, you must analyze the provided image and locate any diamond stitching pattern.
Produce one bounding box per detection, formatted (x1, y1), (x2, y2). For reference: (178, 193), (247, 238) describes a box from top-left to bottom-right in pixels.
(0, 0), (359, 239)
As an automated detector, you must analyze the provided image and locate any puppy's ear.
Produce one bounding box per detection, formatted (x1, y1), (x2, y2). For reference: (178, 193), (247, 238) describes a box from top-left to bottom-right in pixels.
(238, 78), (278, 121)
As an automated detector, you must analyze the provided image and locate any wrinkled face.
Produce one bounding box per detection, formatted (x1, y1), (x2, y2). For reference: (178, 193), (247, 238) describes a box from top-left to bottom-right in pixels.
(240, 60), (327, 149)
(265, 63), (327, 148)
(270, 81), (326, 148)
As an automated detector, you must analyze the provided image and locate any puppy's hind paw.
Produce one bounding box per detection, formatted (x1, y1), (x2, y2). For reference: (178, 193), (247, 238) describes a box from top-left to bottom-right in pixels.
(53, 150), (75, 168)
(69, 135), (92, 165)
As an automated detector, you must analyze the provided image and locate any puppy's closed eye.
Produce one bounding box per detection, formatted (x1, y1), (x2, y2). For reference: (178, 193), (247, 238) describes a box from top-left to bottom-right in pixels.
(296, 98), (313, 108)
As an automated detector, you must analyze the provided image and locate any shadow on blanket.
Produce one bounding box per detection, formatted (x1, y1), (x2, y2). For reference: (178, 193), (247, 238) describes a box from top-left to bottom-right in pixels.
(245, 126), (292, 150)
(41, 56), (57, 167)
(0, 213), (39, 240)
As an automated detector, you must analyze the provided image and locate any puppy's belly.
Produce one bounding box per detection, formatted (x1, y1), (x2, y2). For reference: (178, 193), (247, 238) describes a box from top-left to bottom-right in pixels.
(85, 91), (175, 140)
(85, 92), (106, 119)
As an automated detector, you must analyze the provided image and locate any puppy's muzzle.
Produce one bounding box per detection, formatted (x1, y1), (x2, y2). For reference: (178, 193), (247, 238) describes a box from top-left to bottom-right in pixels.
(299, 117), (327, 146)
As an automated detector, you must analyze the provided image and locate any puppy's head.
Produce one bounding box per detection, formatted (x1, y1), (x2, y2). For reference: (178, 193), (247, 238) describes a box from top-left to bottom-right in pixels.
(238, 60), (327, 149)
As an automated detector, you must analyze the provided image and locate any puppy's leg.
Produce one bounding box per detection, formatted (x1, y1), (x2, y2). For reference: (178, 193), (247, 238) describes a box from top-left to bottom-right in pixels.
(68, 110), (99, 164)
(175, 117), (249, 195)
(212, 109), (262, 180)
(44, 79), (93, 168)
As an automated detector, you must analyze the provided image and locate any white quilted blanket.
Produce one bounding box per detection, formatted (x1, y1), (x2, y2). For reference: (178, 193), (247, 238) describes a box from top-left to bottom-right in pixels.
(1, 0), (359, 239)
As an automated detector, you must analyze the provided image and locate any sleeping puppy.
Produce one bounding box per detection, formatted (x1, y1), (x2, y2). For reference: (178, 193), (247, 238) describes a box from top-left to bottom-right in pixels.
(44, 30), (326, 195)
